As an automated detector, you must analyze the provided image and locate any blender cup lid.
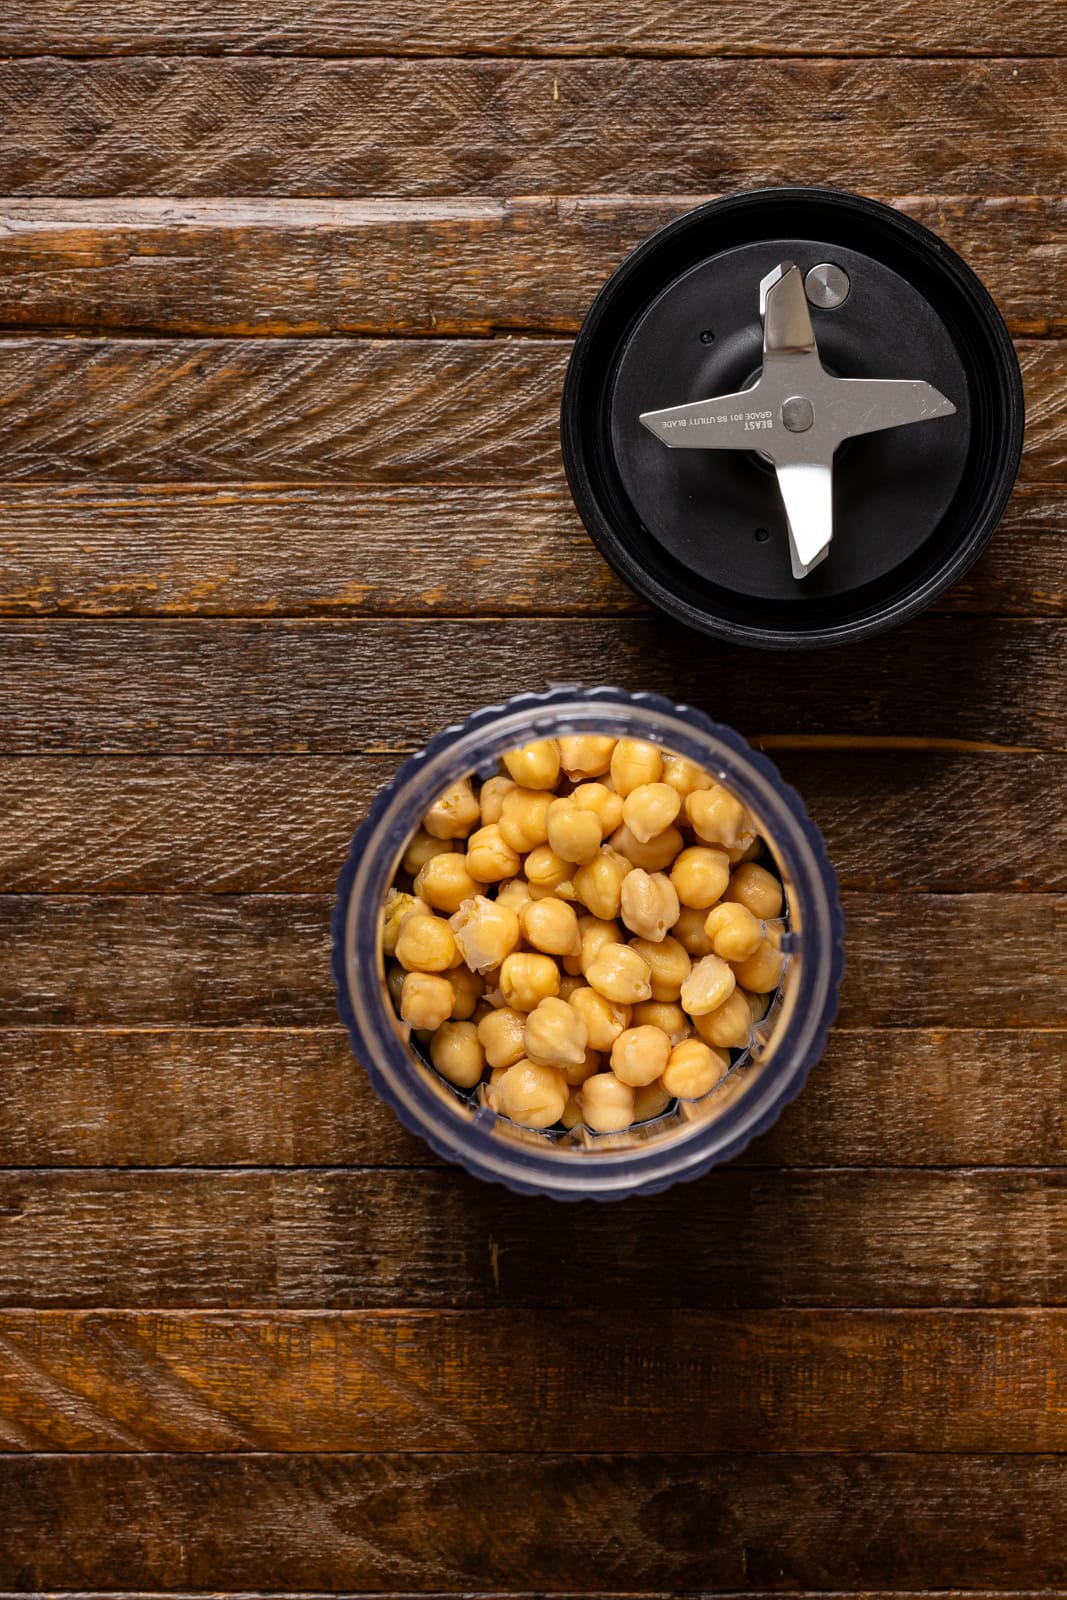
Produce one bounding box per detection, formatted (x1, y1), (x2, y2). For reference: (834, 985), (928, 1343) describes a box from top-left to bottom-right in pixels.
(560, 186), (1024, 649)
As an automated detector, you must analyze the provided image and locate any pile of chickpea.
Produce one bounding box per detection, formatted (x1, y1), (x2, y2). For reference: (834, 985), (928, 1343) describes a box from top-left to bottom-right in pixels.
(381, 735), (785, 1136)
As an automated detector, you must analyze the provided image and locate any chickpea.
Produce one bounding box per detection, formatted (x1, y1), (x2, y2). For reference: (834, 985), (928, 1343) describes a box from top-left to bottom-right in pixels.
(686, 784), (747, 850)
(430, 1020), (486, 1089)
(580, 1072), (636, 1133)
(499, 951), (561, 1012)
(731, 937), (784, 995)
(748, 990), (771, 1022)
(386, 962), (406, 1006)
(465, 823), (521, 884)
(423, 778), (481, 840)
(395, 912), (457, 973)
(562, 1045), (601, 1087)
(673, 905), (715, 958)
(546, 798), (602, 865)
(557, 972), (585, 1001)
(670, 845), (731, 910)
(679, 953), (736, 1016)
(495, 877), (533, 913)
(470, 998), (494, 1027)
(610, 822), (685, 872)
(450, 895), (520, 973)
(498, 1059), (568, 1128)
(476, 1005), (527, 1070)
(382, 888), (420, 956)
(560, 1090), (585, 1130)
(572, 848), (630, 920)
(502, 739), (561, 791)
(524, 995), (589, 1069)
(610, 738), (663, 796)
(402, 829), (455, 876)
(661, 753), (713, 799)
(479, 774), (516, 826)
(620, 869), (680, 943)
(558, 735), (616, 780)
(577, 915), (624, 975)
(524, 844), (575, 892)
(498, 787), (553, 853)
(569, 986), (631, 1051)
(585, 941), (653, 1004)
(571, 782), (625, 835)
(693, 987), (752, 1049)
(704, 901), (763, 962)
(610, 1025), (672, 1087)
(622, 782), (681, 844)
(521, 895), (581, 958)
(633, 999), (691, 1046)
(400, 971), (454, 1031)
(629, 935), (691, 1003)
(662, 1038), (728, 1100)
(414, 852), (484, 915)
(633, 1080), (673, 1122)
(724, 862), (784, 920)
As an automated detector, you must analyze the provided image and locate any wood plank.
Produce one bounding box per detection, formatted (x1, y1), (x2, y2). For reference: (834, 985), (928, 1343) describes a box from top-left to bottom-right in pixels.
(0, 1027), (1060, 1170)
(3, 1167), (1067, 1309)
(1, 751), (1063, 893)
(0, 892), (1062, 1029)
(1, 59), (1067, 198)
(6, 1), (1067, 58)
(2, 1308), (1067, 1453)
(4, 1452), (1067, 1589)
(0, 482), (1060, 619)
(0, 619), (1064, 755)
(0, 194), (1061, 338)
(0, 338), (1060, 484)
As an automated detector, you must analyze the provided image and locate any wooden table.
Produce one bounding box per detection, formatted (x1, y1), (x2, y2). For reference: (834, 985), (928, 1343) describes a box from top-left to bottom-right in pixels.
(1, 5), (1065, 1593)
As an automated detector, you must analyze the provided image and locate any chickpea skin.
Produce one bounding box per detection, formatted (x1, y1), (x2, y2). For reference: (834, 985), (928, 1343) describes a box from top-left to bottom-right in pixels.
(686, 783), (747, 849)
(585, 941), (653, 1004)
(558, 735), (616, 779)
(476, 1005), (527, 1070)
(400, 972), (454, 1031)
(731, 937), (785, 995)
(622, 782), (681, 844)
(610, 1025), (672, 1087)
(430, 1021), (486, 1089)
(569, 986), (632, 1051)
(498, 787), (553, 853)
(610, 738), (663, 796)
(465, 824), (521, 883)
(662, 1038), (728, 1099)
(580, 1072), (636, 1133)
(724, 862), (784, 920)
(679, 953), (736, 1016)
(524, 995), (589, 1069)
(498, 1059), (568, 1128)
(414, 852), (484, 915)
(670, 845), (732, 910)
(693, 987), (752, 1050)
(502, 739), (561, 791)
(423, 778), (481, 840)
(629, 935), (691, 1003)
(450, 896), (520, 973)
(620, 868), (681, 942)
(704, 901), (763, 963)
(571, 849), (630, 921)
(499, 951), (561, 1012)
(546, 798), (603, 865)
(521, 895), (582, 958)
(632, 1000), (692, 1046)
(395, 913), (457, 973)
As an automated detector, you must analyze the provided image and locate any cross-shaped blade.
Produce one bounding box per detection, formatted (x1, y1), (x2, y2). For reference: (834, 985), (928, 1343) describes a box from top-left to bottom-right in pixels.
(638, 261), (957, 578)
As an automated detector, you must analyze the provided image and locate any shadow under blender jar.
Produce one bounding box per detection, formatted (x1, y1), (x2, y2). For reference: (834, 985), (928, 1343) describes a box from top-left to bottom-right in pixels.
(561, 186), (1024, 649)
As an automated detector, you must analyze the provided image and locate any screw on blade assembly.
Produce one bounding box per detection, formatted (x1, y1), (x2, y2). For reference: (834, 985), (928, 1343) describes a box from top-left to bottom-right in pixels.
(638, 262), (958, 579)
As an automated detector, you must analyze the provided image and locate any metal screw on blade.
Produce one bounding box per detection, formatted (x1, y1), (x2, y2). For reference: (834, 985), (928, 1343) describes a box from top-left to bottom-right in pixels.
(638, 261), (957, 579)
(805, 262), (851, 308)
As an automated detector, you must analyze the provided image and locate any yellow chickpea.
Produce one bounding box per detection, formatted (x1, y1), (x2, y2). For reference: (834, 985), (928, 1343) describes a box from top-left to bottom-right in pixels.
(560, 1090), (585, 1129)
(662, 1038), (728, 1099)
(476, 1005), (527, 1070)
(502, 739), (561, 791)
(585, 941), (653, 1004)
(498, 1059), (568, 1128)
(661, 753), (713, 799)
(524, 995), (589, 1069)
(704, 901), (763, 962)
(632, 999), (691, 1046)
(499, 951), (561, 1012)
(558, 735), (616, 779)
(610, 1025), (672, 1087)
(571, 849), (630, 921)
(402, 829), (455, 876)
(731, 938), (785, 995)
(577, 916), (624, 976)
(495, 877), (533, 913)
(430, 1020), (486, 1089)
(444, 964), (484, 1020)
(724, 862), (784, 920)
(395, 912), (457, 973)
(524, 844), (575, 892)
(465, 823), (521, 883)
(520, 895), (581, 958)
(679, 953), (736, 1016)
(693, 987), (752, 1049)
(620, 868), (680, 943)
(748, 989), (771, 1022)
(386, 962), (406, 1006)
(423, 778), (481, 840)
(610, 738), (663, 796)
(414, 852), (484, 915)
(629, 935), (691, 1003)
(571, 782), (625, 835)
(633, 1080), (673, 1122)
(580, 1072), (636, 1133)
(685, 784), (747, 850)
(546, 798), (602, 865)
(399, 971), (454, 1031)
(622, 782), (681, 844)
(569, 986), (631, 1051)
(670, 845), (731, 910)
(450, 895), (521, 973)
(478, 774), (516, 826)
(498, 787), (553, 853)
(610, 822), (686, 872)
(557, 972), (585, 1001)
(382, 889), (420, 956)
(562, 1045), (601, 1088)
(673, 905), (715, 958)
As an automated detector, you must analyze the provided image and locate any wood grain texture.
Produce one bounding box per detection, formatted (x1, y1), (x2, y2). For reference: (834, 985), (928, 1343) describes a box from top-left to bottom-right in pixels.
(0, 892), (1062, 1029)
(1, 751), (1063, 893)
(3, 1308), (1067, 1453)
(1, 618), (1065, 754)
(2, 59), (1067, 198)
(0, 1027), (1063, 1171)
(5, 1167), (1067, 1309)
(0, 338), (1061, 483)
(0, 482), (1061, 619)
(7, 1), (1067, 57)
(5, 1452), (1067, 1589)
(0, 194), (1061, 337)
